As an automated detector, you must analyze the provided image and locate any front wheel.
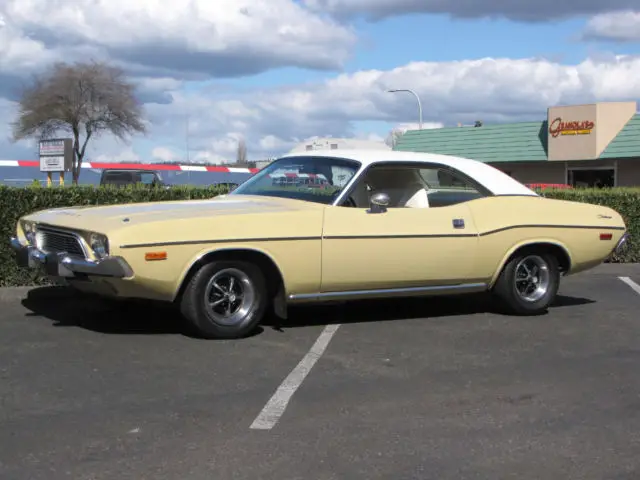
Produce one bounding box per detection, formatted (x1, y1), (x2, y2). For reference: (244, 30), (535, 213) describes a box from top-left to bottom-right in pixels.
(492, 252), (560, 315)
(180, 260), (268, 339)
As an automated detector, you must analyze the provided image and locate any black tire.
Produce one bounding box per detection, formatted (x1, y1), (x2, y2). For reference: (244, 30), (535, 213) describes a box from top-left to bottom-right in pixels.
(492, 250), (560, 315)
(179, 260), (268, 339)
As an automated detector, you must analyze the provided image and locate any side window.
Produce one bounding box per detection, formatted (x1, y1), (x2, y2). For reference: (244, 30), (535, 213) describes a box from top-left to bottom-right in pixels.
(139, 172), (157, 185)
(417, 166), (485, 207)
(343, 163), (486, 209)
(418, 168), (478, 190)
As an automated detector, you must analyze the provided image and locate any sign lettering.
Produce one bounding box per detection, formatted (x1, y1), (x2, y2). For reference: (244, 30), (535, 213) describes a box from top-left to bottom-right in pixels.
(549, 117), (595, 138)
(39, 138), (73, 173)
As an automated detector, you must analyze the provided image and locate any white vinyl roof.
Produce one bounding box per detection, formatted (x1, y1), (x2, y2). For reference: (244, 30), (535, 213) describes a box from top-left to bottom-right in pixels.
(280, 149), (538, 197)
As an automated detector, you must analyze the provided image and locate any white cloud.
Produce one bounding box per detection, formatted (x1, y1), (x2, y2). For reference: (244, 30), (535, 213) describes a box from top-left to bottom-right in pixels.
(393, 122), (445, 132)
(151, 147), (181, 163)
(303, 0), (639, 22)
(92, 147), (141, 163)
(0, 0), (360, 163)
(583, 11), (640, 42)
(137, 54), (640, 161)
(258, 135), (293, 151)
(0, 98), (37, 159)
(191, 151), (234, 165)
(193, 55), (640, 127)
(0, 0), (356, 84)
(3, 54), (640, 164)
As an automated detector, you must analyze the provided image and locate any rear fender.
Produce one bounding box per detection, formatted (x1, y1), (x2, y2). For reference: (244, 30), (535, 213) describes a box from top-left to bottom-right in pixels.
(488, 238), (573, 288)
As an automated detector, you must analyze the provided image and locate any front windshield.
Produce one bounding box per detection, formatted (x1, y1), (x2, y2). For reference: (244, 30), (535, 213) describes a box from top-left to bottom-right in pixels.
(231, 155), (361, 204)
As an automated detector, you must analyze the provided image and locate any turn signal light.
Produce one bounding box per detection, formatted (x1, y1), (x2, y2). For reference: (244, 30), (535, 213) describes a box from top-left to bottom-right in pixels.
(145, 251), (167, 261)
(600, 233), (613, 241)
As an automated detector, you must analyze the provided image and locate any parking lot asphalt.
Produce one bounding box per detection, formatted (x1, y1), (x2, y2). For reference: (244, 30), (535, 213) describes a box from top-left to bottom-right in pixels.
(1, 264), (640, 480)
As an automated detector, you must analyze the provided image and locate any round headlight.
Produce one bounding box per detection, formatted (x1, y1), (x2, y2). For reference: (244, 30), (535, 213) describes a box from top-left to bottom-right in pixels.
(89, 233), (109, 259)
(21, 221), (35, 244)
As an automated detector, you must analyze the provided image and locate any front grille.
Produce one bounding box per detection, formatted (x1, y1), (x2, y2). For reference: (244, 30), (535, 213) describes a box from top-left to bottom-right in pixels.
(35, 227), (86, 258)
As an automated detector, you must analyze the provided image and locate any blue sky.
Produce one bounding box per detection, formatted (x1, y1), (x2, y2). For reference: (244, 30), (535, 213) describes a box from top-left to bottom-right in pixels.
(198, 11), (640, 141)
(202, 15), (596, 89)
(1, 1), (640, 163)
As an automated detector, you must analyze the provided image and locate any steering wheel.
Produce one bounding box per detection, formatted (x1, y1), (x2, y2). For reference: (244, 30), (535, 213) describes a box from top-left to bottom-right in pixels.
(329, 190), (357, 207)
(342, 196), (357, 208)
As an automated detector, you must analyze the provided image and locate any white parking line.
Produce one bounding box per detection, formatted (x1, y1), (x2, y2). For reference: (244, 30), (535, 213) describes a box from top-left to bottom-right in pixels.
(250, 324), (341, 430)
(618, 276), (640, 296)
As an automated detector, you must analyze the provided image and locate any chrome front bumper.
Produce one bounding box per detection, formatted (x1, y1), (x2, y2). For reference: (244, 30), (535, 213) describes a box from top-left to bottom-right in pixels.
(10, 237), (133, 278)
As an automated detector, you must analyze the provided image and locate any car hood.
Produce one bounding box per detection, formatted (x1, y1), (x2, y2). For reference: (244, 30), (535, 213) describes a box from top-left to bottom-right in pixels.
(23, 194), (319, 231)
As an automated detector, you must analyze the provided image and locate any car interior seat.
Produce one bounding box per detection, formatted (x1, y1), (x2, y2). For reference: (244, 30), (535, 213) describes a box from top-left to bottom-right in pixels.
(348, 178), (371, 208)
(365, 168), (430, 208)
(399, 186), (430, 208)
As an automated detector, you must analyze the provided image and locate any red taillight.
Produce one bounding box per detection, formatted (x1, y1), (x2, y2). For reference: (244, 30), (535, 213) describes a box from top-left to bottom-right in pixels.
(600, 233), (613, 241)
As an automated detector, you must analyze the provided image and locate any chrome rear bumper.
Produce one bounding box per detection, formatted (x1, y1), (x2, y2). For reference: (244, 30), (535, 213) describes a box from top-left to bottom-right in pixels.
(10, 237), (133, 278)
(614, 232), (630, 255)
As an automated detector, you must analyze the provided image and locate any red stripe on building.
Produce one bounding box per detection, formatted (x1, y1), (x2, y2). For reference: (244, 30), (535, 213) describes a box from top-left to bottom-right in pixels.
(89, 162), (181, 171)
(10, 161), (261, 172)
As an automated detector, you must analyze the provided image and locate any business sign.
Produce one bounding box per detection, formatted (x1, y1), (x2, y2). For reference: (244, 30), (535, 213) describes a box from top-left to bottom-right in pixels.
(39, 138), (73, 172)
(548, 117), (595, 138)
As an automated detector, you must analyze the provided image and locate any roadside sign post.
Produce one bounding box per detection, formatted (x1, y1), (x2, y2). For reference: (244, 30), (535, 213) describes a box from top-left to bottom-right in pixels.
(39, 139), (73, 187)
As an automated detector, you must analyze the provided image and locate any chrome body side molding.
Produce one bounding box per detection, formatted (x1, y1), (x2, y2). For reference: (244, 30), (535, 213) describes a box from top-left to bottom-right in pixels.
(288, 282), (487, 303)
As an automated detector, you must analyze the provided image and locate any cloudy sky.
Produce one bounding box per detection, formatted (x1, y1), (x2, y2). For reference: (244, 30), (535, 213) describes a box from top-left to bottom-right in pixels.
(1, 0), (640, 164)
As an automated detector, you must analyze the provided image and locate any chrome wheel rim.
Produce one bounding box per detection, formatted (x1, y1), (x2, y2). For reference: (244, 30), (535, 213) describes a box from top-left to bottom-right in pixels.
(514, 255), (550, 302)
(204, 268), (255, 326)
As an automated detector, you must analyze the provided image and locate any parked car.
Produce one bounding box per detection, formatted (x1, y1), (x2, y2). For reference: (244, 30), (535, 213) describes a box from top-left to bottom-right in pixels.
(10, 150), (628, 339)
(100, 169), (167, 188)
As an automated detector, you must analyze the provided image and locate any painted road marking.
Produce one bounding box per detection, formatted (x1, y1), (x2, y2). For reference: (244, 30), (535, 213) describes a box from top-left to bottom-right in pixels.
(250, 324), (341, 430)
(619, 276), (640, 296)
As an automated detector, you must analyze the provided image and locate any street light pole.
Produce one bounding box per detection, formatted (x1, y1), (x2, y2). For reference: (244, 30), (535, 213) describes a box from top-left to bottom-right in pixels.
(387, 89), (423, 130)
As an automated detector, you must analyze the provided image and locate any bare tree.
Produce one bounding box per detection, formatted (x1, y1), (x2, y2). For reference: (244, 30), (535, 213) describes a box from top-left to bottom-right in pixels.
(11, 60), (147, 184)
(236, 137), (247, 164)
(385, 126), (406, 148)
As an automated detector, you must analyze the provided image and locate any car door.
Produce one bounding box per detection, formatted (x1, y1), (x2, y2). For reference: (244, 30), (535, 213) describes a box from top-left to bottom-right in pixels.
(320, 203), (480, 293)
(319, 161), (487, 293)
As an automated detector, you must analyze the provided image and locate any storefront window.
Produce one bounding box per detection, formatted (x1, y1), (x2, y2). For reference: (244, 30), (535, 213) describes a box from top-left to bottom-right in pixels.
(567, 168), (615, 188)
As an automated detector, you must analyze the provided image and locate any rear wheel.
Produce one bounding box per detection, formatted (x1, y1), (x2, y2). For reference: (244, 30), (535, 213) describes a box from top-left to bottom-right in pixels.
(492, 251), (560, 315)
(180, 260), (268, 339)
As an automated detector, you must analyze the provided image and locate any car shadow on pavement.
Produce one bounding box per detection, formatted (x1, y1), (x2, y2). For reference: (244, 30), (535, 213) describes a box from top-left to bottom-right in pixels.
(20, 286), (181, 335)
(19, 286), (594, 338)
(264, 293), (596, 331)
(18, 286), (260, 338)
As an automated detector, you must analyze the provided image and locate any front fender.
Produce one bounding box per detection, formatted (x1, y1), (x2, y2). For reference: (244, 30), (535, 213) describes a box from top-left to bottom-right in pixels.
(171, 244), (288, 302)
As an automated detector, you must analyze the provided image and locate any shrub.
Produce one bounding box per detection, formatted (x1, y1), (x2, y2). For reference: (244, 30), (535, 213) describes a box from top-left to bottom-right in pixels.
(0, 184), (637, 287)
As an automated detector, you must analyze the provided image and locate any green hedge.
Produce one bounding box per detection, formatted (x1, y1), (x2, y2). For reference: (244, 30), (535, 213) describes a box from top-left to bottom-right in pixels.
(0, 185), (638, 287)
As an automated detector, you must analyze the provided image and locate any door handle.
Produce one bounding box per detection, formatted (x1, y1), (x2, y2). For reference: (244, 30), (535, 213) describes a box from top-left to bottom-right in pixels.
(452, 219), (465, 229)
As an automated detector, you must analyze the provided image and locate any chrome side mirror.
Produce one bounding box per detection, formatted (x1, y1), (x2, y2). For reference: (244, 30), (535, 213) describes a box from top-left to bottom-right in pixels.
(368, 192), (390, 214)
